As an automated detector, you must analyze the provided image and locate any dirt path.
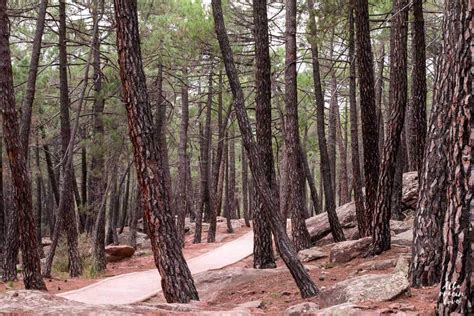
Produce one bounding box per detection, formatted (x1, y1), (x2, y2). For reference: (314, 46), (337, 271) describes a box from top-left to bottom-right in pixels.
(58, 231), (254, 305)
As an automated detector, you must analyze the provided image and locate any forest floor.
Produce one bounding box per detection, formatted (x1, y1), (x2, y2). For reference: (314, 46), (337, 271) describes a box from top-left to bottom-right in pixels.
(0, 220), (438, 315)
(0, 223), (251, 295)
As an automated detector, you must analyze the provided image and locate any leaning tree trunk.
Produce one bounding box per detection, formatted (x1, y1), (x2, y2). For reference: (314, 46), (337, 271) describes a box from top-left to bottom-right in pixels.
(354, 0), (379, 229)
(411, 0), (468, 288)
(284, 0), (312, 251)
(252, 0), (276, 269)
(371, 0), (408, 255)
(212, 0), (318, 298)
(406, 0), (427, 172)
(114, 0), (198, 303)
(0, 0), (46, 289)
(307, 0), (345, 242)
(437, 2), (472, 313)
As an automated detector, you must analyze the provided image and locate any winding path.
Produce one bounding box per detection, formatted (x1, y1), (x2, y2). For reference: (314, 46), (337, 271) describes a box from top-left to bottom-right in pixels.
(58, 231), (254, 305)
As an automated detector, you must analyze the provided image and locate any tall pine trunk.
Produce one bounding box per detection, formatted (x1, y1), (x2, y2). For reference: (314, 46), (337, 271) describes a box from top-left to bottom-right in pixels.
(372, 0), (408, 254)
(0, 0), (46, 289)
(307, 0), (345, 242)
(354, 0), (379, 231)
(114, 0), (198, 302)
(284, 0), (312, 251)
(437, 2), (472, 313)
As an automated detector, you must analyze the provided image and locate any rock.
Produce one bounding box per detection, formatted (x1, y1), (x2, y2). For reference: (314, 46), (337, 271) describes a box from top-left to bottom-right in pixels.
(392, 229), (413, 247)
(237, 300), (263, 309)
(402, 172), (418, 210)
(118, 229), (148, 247)
(321, 272), (410, 306)
(283, 302), (320, 316)
(0, 290), (189, 314)
(297, 247), (328, 262)
(314, 227), (360, 247)
(394, 255), (411, 277)
(329, 237), (372, 263)
(105, 245), (135, 262)
(315, 303), (368, 315)
(306, 172), (418, 243)
(390, 219), (413, 234)
(306, 202), (357, 242)
(354, 258), (397, 272)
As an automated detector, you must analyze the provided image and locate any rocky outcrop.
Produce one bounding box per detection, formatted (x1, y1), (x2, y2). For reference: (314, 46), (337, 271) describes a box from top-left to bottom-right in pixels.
(329, 237), (372, 263)
(105, 245), (135, 262)
(321, 272), (410, 306)
(306, 172), (418, 243)
(297, 247), (328, 263)
(0, 290), (183, 314)
(306, 202), (357, 242)
(284, 302), (320, 316)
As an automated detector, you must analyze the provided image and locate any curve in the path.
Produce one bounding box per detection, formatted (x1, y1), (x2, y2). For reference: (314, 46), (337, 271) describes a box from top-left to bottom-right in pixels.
(58, 231), (254, 305)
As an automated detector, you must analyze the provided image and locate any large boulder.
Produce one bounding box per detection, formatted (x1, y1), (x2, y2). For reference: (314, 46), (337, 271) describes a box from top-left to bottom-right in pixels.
(105, 245), (135, 262)
(329, 237), (372, 263)
(118, 229), (148, 247)
(297, 247), (328, 263)
(284, 302), (320, 316)
(306, 202), (357, 242)
(306, 172), (418, 243)
(321, 272), (410, 306)
(401, 172), (419, 210)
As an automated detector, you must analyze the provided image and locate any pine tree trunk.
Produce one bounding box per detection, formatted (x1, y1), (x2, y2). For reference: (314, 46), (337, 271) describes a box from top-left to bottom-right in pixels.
(335, 105), (349, 205)
(0, 1), (46, 289)
(411, 0), (468, 288)
(406, 0), (427, 172)
(437, 2), (471, 312)
(328, 74), (337, 196)
(114, 0), (199, 302)
(253, 0), (276, 268)
(176, 69), (189, 247)
(308, 0), (345, 242)
(241, 146), (250, 227)
(194, 70), (213, 243)
(0, 131), (4, 254)
(372, 0), (408, 254)
(19, 0), (48, 158)
(284, 0), (312, 251)
(35, 137), (44, 258)
(300, 144), (320, 215)
(354, 0), (379, 228)
(212, 0), (318, 298)
(228, 125), (237, 219)
(119, 170), (130, 234)
(207, 69), (227, 242)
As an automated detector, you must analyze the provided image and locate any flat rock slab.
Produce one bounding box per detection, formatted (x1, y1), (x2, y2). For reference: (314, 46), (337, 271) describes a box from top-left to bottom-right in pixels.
(0, 290), (184, 315)
(297, 247), (328, 262)
(321, 272), (410, 306)
(105, 245), (135, 263)
(329, 237), (372, 263)
(315, 303), (369, 316)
